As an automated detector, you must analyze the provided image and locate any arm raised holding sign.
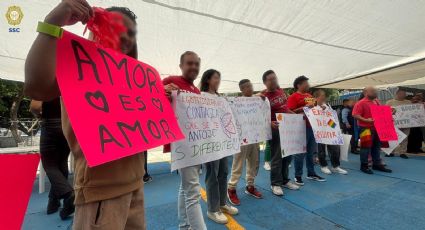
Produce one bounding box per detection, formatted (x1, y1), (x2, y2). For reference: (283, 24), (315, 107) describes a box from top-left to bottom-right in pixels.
(25, 0), (93, 100)
(23, 2), (169, 227)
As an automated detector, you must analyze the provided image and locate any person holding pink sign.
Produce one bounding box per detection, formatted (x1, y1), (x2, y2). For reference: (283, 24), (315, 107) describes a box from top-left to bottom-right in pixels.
(352, 86), (392, 174)
(24, 1), (146, 229)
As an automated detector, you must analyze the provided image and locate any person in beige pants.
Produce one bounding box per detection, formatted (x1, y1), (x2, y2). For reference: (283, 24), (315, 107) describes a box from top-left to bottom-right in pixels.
(386, 89), (411, 159)
(227, 80), (263, 206)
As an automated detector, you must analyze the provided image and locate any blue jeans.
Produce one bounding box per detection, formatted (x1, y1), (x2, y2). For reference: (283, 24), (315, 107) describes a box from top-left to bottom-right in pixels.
(359, 128), (381, 165)
(204, 157), (228, 212)
(178, 165), (207, 230)
(294, 126), (317, 177)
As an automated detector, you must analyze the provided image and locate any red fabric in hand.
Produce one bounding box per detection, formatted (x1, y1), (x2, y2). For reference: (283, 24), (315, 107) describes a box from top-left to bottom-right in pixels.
(84, 7), (127, 51)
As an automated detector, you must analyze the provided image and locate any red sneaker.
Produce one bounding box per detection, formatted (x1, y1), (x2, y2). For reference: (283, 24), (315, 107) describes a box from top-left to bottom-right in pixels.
(227, 188), (240, 206)
(245, 186), (262, 199)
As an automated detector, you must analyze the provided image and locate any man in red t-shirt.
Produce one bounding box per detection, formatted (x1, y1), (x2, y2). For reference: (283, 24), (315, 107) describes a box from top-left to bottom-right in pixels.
(352, 86), (392, 174)
(287, 76), (326, 185)
(162, 51), (207, 230)
(258, 70), (299, 196)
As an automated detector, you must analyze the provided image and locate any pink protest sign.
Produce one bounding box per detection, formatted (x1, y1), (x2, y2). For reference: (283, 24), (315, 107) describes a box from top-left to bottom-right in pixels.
(0, 154), (40, 230)
(370, 105), (397, 141)
(56, 31), (184, 167)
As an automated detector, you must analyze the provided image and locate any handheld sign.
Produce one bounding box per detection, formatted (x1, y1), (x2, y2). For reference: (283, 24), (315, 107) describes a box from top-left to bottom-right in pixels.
(370, 105), (397, 141)
(227, 96), (272, 145)
(339, 134), (352, 161)
(171, 93), (241, 171)
(56, 31), (184, 167)
(277, 113), (307, 157)
(0, 154), (40, 230)
(392, 104), (425, 128)
(381, 128), (407, 155)
(303, 106), (344, 145)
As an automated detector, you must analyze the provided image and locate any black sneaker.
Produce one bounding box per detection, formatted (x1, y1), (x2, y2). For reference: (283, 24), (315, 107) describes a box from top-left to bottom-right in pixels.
(294, 176), (304, 186)
(60, 193), (75, 220)
(361, 167), (374, 174)
(372, 164), (392, 173)
(385, 154), (394, 157)
(306, 174), (326, 182)
(400, 154), (409, 159)
(143, 175), (153, 184)
(47, 198), (60, 215)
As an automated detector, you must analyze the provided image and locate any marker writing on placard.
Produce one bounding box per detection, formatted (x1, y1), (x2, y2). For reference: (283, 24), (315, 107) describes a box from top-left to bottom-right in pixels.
(71, 39), (159, 93)
(99, 119), (176, 153)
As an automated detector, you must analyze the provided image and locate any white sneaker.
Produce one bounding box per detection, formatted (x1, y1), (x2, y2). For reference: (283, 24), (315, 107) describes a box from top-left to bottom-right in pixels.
(207, 211), (228, 224)
(270, 185), (283, 196)
(263, 161), (271, 171)
(283, 181), (300, 190)
(220, 204), (238, 215)
(331, 167), (348, 175)
(321, 166), (332, 175)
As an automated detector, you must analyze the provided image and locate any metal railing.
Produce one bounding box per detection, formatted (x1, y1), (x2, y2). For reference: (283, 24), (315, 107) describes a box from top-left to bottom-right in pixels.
(0, 118), (40, 147)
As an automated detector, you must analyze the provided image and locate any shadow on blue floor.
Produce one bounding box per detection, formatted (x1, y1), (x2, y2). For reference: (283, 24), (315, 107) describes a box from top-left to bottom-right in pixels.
(23, 153), (425, 230)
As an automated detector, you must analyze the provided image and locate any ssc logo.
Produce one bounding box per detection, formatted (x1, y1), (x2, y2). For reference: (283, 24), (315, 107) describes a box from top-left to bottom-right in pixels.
(9, 28), (20, 32)
(6, 6), (23, 25)
(6, 5), (23, 33)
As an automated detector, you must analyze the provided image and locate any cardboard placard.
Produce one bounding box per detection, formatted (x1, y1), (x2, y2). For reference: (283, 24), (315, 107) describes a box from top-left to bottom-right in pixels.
(370, 105), (397, 141)
(56, 31), (184, 167)
(277, 113), (306, 157)
(171, 93), (240, 171)
(227, 96), (272, 145)
(393, 104), (425, 128)
(304, 106), (344, 145)
(381, 128), (407, 155)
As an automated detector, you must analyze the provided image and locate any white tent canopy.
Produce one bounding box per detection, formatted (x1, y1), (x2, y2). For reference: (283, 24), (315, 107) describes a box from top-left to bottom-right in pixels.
(317, 58), (425, 89)
(2, 0), (425, 92)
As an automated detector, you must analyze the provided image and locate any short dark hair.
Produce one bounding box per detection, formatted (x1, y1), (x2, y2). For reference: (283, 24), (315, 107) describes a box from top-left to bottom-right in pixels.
(106, 7), (138, 59)
(199, 69), (221, 93)
(262, 70), (275, 83)
(342, 99), (349, 104)
(293, 75), (309, 90)
(313, 89), (325, 98)
(106, 7), (137, 23)
(180, 51), (198, 64)
(239, 79), (251, 86)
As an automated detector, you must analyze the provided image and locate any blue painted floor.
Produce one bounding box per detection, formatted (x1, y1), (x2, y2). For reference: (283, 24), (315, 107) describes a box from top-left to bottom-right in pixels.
(23, 152), (425, 230)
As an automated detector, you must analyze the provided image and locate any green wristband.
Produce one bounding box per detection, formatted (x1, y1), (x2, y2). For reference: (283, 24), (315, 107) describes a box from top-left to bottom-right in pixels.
(37, 21), (63, 38)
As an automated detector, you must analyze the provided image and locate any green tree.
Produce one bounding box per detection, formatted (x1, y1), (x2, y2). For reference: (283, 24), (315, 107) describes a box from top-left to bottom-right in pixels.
(0, 79), (34, 144)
